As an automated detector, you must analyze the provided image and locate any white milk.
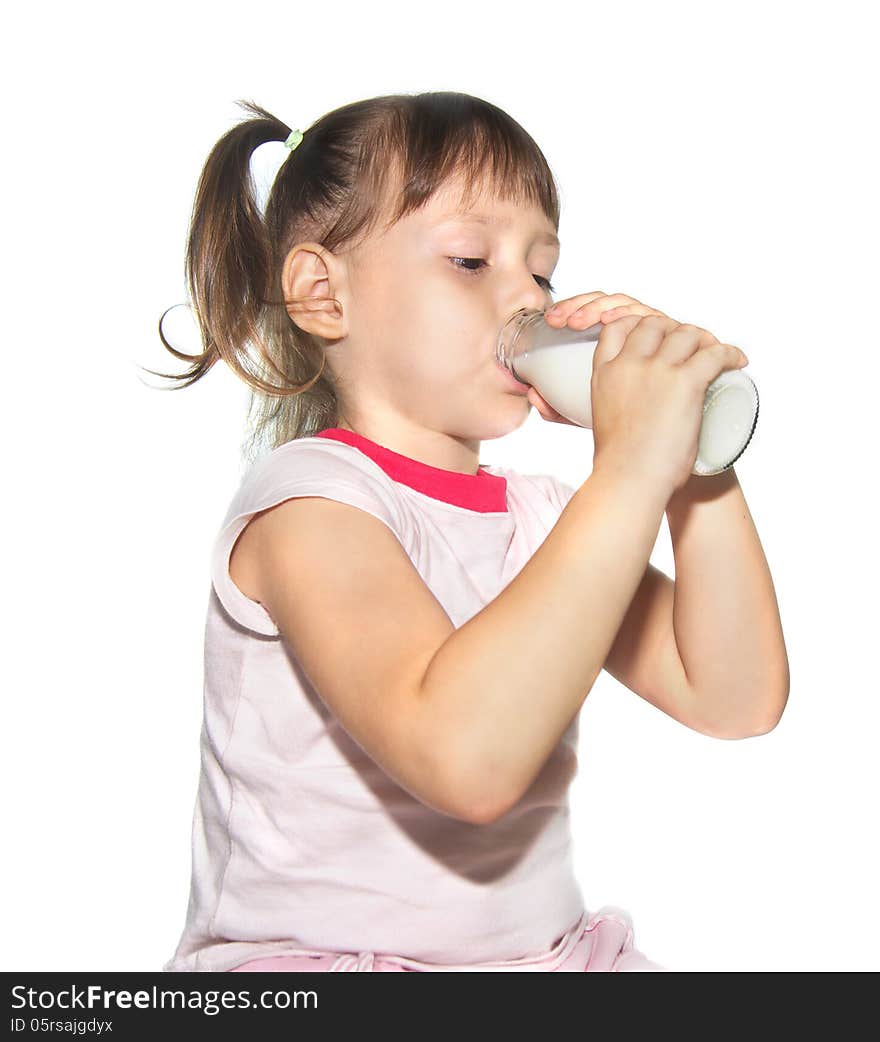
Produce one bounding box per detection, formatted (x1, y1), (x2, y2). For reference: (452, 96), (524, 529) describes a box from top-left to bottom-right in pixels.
(512, 339), (599, 427)
(496, 308), (759, 477)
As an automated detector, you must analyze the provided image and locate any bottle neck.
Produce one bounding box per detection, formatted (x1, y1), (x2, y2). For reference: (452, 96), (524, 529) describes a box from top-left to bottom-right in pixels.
(496, 308), (543, 375)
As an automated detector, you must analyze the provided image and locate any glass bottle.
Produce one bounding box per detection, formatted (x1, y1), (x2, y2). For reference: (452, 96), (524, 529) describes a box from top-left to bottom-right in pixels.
(496, 307), (759, 477)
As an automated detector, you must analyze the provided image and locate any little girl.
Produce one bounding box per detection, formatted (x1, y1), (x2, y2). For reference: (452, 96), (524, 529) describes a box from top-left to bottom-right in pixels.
(157, 92), (787, 973)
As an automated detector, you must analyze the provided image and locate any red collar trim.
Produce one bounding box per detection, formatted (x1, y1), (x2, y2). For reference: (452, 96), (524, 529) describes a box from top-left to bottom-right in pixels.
(315, 428), (508, 513)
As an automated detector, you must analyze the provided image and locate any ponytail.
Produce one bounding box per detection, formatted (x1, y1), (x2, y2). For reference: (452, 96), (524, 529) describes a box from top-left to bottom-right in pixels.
(152, 101), (325, 396)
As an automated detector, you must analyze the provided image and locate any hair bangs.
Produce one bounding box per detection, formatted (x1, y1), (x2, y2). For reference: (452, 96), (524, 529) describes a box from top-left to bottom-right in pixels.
(370, 95), (560, 237)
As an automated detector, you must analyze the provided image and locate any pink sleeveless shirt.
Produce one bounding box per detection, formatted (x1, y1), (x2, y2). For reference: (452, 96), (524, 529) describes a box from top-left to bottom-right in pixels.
(163, 428), (585, 972)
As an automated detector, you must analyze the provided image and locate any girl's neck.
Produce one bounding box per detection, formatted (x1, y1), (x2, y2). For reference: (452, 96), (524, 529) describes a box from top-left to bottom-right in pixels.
(332, 421), (481, 477)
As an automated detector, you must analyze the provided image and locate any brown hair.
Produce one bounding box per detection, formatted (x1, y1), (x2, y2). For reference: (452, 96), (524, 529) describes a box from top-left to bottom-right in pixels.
(146, 92), (561, 463)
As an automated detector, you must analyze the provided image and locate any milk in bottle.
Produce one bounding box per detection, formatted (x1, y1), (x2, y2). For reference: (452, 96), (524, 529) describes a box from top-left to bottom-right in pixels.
(496, 307), (759, 477)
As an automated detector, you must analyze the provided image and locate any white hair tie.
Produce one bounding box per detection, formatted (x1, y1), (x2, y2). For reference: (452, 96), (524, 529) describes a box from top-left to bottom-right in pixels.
(250, 129), (304, 219)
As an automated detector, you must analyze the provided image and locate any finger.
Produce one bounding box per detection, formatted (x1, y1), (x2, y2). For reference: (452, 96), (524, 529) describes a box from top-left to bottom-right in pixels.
(544, 291), (609, 324)
(527, 386), (571, 424)
(593, 313), (644, 368)
(684, 341), (750, 384)
(573, 293), (644, 315)
(599, 304), (668, 322)
(564, 294), (647, 328)
(617, 313), (682, 358)
(527, 385), (551, 416)
(656, 323), (720, 365)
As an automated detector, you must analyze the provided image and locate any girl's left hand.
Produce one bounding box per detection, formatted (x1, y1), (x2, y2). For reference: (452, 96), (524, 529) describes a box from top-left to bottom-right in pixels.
(527, 291), (673, 424)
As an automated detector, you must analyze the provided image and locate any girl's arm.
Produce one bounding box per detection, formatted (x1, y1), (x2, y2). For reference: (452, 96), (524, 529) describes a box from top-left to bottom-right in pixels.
(415, 460), (678, 823)
(247, 462), (679, 826)
(664, 467), (790, 733)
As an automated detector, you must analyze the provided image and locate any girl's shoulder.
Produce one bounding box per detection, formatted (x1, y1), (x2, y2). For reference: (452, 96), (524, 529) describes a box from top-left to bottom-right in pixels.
(256, 433), (393, 475)
(213, 437), (409, 638)
(240, 434), (400, 500)
(227, 434), (408, 532)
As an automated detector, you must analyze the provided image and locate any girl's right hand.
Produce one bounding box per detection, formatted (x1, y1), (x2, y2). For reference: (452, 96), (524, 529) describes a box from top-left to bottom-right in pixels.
(589, 313), (749, 497)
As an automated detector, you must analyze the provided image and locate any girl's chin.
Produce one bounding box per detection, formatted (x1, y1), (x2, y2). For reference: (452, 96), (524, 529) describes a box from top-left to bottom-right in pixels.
(480, 400), (532, 438)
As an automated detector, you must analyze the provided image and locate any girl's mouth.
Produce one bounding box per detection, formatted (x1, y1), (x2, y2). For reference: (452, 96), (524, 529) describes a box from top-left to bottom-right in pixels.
(495, 356), (530, 392)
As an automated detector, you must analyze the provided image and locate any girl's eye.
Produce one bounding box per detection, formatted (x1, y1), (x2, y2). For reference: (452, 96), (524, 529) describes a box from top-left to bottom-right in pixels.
(449, 257), (555, 293)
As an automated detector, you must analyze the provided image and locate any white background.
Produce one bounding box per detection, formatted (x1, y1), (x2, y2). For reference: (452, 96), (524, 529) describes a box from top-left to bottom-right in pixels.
(3, 0), (877, 972)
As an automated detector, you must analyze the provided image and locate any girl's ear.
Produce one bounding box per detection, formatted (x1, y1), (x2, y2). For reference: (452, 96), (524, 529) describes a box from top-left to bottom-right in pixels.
(282, 243), (347, 338)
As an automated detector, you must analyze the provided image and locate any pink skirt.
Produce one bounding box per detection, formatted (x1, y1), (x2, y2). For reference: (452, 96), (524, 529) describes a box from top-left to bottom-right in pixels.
(228, 906), (668, 972)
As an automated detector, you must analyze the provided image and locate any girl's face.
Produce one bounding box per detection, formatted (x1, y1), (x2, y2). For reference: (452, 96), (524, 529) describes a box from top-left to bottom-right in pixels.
(330, 173), (560, 448)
